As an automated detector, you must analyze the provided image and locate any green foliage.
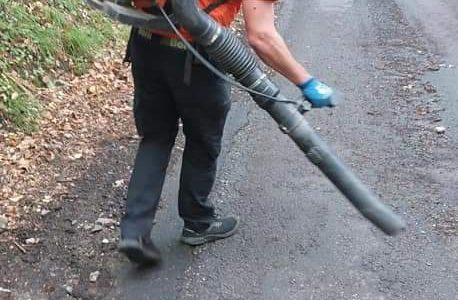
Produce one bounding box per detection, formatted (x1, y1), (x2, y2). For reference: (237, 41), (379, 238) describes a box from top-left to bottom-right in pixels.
(0, 74), (41, 132)
(45, 6), (67, 29)
(5, 94), (41, 133)
(0, 0), (124, 131)
(64, 26), (105, 73)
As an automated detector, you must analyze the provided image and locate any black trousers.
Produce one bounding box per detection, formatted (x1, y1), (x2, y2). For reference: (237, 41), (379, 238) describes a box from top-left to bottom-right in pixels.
(120, 32), (231, 239)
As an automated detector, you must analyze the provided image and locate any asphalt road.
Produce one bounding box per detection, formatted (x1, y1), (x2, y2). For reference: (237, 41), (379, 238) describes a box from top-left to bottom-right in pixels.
(110, 0), (458, 299)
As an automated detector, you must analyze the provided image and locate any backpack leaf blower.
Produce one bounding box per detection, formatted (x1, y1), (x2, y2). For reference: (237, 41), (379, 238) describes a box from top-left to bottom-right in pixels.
(86, 0), (406, 236)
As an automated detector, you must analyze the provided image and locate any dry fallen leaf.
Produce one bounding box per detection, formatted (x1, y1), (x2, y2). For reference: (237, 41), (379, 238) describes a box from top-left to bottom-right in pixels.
(42, 195), (52, 203)
(25, 237), (40, 245)
(9, 195), (24, 203)
(113, 180), (124, 188)
(87, 86), (97, 94)
(69, 153), (83, 160)
(17, 158), (32, 172)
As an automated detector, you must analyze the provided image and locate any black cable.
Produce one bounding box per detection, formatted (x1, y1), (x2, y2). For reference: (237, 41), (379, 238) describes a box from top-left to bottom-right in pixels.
(157, 6), (301, 105)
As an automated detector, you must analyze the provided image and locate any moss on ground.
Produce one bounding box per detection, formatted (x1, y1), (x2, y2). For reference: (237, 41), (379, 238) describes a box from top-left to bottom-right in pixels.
(0, 0), (126, 132)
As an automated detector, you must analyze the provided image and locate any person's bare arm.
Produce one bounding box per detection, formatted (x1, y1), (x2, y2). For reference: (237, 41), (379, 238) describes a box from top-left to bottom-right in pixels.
(242, 0), (311, 85)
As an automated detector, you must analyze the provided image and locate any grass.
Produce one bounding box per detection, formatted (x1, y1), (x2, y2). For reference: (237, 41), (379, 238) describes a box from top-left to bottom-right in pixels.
(0, 73), (41, 133)
(0, 0), (125, 131)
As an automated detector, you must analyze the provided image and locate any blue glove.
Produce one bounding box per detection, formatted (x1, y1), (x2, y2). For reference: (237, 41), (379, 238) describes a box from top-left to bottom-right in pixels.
(298, 78), (336, 108)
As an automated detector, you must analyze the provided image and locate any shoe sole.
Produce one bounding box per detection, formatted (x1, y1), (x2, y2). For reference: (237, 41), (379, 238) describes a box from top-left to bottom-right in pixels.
(118, 240), (160, 265)
(180, 218), (240, 246)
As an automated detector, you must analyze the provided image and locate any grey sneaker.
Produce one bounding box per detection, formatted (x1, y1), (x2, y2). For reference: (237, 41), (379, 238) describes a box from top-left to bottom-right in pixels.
(118, 236), (161, 265)
(181, 216), (239, 246)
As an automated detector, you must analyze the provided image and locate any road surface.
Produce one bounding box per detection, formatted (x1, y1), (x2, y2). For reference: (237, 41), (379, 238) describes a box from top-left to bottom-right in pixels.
(2, 1), (457, 299)
(105, 0), (457, 299)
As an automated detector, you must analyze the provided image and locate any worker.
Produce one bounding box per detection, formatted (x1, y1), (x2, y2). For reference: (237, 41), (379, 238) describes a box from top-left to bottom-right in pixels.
(118, 0), (335, 264)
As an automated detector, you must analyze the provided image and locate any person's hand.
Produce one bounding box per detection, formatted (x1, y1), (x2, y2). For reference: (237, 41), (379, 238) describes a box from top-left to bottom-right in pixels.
(298, 78), (336, 108)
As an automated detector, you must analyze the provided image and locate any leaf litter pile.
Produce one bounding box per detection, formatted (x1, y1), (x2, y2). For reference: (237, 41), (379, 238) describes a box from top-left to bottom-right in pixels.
(1, 49), (133, 230)
(0, 43), (140, 296)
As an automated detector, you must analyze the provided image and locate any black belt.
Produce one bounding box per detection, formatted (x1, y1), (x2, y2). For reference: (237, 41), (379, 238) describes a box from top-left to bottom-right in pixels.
(137, 28), (188, 50)
(136, 27), (201, 85)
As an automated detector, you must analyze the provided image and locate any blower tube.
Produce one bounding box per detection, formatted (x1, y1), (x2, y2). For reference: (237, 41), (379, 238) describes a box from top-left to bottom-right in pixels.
(170, 0), (405, 235)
